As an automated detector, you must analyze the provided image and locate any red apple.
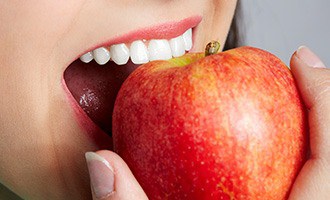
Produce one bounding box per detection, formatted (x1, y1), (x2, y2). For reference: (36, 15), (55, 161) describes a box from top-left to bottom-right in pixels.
(112, 45), (307, 200)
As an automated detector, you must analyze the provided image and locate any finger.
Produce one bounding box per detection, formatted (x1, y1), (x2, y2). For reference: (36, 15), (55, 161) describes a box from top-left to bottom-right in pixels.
(85, 151), (148, 200)
(288, 46), (330, 200)
(288, 159), (330, 200)
(290, 46), (330, 160)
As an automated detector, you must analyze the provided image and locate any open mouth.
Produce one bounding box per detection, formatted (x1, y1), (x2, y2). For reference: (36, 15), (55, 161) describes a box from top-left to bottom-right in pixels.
(62, 16), (201, 145)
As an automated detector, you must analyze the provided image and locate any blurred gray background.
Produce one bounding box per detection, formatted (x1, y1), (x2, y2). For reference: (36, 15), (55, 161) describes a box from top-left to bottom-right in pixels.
(241, 0), (329, 67)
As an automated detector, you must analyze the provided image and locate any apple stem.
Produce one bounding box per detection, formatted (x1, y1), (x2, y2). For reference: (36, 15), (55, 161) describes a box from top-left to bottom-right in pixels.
(205, 41), (221, 56)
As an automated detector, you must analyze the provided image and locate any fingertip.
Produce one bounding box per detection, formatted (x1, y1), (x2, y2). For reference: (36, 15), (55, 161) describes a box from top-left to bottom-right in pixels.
(289, 47), (328, 109)
(94, 150), (130, 178)
(290, 46), (326, 74)
(85, 151), (115, 200)
(93, 150), (148, 200)
(290, 49), (311, 77)
(296, 46), (326, 69)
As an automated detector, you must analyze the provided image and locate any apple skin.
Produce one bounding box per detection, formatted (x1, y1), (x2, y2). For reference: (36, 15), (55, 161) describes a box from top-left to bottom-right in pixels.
(112, 46), (308, 200)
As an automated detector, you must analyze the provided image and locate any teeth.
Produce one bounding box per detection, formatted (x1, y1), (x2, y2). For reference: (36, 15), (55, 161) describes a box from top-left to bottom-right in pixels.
(80, 28), (193, 65)
(92, 47), (110, 65)
(130, 40), (149, 64)
(169, 35), (185, 57)
(148, 39), (172, 61)
(182, 28), (193, 51)
(80, 52), (93, 63)
(110, 43), (130, 65)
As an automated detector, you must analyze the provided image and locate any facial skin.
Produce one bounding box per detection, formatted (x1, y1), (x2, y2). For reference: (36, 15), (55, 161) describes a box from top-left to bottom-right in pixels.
(0, 1), (238, 199)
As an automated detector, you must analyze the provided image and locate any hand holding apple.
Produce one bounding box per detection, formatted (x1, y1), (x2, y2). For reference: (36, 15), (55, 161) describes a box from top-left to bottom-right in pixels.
(287, 46), (330, 200)
(112, 43), (308, 199)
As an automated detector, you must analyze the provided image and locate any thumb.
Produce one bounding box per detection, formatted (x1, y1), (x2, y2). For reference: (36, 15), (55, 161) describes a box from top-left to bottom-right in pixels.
(289, 46), (330, 200)
(85, 150), (148, 200)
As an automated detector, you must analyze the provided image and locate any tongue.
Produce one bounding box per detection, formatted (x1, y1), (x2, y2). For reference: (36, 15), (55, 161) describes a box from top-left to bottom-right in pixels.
(64, 59), (140, 136)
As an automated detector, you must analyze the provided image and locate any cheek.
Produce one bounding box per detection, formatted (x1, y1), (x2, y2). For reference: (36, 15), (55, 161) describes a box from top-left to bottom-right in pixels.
(192, 1), (237, 52)
(1, 1), (86, 55)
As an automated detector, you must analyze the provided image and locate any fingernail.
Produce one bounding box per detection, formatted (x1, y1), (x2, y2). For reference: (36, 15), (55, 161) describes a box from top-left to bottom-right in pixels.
(85, 152), (114, 199)
(296, 46), (326, 68)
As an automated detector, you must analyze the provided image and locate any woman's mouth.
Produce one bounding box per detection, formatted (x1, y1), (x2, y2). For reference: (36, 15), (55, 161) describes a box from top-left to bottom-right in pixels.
(62, 16), (201, 144)
(80, 28), (192, 65)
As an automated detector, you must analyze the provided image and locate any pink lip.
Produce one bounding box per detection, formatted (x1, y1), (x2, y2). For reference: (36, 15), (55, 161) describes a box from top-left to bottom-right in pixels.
(79, 15), (202, 57)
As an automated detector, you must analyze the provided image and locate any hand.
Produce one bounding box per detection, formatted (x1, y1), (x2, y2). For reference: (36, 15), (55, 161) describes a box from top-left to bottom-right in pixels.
(85, 151), (148, 200)
(289, 46), (330, 199)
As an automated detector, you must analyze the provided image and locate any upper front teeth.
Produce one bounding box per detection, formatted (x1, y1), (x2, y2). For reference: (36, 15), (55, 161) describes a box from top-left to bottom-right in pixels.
(110, 44), (130, 65)
(169, 35), (186, 57)
(130, 40), (149, 64)
(79, 52), (93, 63)
(80, 28), (193, 65)
(148, 39), (172, 61)
(182, 28), (192, 51)
(93, 47), (110, 65)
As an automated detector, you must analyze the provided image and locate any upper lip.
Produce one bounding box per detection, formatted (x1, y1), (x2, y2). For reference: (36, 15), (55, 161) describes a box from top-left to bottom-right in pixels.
(77, 15), (202, 59)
